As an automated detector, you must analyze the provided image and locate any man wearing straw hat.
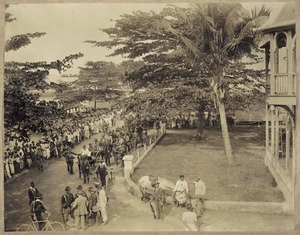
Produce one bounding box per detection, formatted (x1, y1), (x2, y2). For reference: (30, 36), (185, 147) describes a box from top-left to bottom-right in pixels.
(72, 188), (89, 231)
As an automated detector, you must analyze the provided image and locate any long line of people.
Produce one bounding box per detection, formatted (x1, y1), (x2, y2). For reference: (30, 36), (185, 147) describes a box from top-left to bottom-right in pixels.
(4, 111), (116, 182)
(4, 106), (165, 184)
(65, 121), (159, 187)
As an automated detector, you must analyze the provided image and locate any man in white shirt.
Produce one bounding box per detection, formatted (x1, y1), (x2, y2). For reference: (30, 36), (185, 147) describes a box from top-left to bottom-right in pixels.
(193, 176), (206, 217)
(79, 145), (91, 158)
(77, 145), (91, 179)
(95, 183), (108, 225)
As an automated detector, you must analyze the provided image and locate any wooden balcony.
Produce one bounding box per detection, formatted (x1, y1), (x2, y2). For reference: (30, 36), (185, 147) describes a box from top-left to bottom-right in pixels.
(267, 73), (296, 106)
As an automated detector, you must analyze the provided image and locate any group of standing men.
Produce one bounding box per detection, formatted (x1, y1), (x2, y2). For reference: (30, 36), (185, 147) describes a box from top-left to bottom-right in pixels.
(60, 181), (108, 231)
(28, 180), (109, 231)
(63, 144), (111, 188)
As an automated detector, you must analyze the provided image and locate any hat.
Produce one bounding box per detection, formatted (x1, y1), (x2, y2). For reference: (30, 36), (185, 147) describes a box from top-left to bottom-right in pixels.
(186, 204), (193, 211)
(76, 185), (83, 190)
(194, 176), (201, 181)
(88, 186), (95, 192)
(94, 178), (101, 186)
(65, 186), (71, 191)
(36, 193), (43, 199)
(94, 179), (102, 188)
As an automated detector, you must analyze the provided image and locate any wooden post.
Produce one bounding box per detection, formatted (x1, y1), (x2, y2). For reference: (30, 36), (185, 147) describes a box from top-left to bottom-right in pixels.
(285, 117), (290, 171)
(271, 106), (275, 156)
(287, 30), (294, 95)
(270, 33), (276, 95)
(275, 109), (279, 158)
(266, 105), (269, 150)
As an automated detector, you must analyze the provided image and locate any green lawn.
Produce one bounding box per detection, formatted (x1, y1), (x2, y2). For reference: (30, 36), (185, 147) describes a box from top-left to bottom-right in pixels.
(132, 127), (285, 202)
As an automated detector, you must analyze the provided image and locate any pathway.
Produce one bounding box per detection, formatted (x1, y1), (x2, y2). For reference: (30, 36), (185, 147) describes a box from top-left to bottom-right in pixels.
(3, 128), (295, 232)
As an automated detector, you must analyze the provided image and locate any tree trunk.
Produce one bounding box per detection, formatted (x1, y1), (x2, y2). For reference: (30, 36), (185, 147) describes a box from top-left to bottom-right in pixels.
(196, 109), (204, 139)
(218, 100), (236, 165)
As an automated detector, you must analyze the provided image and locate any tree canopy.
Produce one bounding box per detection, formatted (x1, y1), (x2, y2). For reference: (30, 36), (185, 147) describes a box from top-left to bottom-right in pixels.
(87, 3), (270, 164)
(4, 6), (84, 140)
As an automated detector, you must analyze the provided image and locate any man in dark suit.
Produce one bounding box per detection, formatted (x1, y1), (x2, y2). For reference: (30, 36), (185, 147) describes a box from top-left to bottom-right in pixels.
(34, 193), (49, 230)
(153, 182), (166, 220)
(60, 186), (75, 224)
(28, 181), (39, 220)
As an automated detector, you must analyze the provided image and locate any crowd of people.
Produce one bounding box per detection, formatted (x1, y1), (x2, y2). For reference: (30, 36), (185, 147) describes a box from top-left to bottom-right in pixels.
(133, 110), (236, 130)
(8, 104), (209, 231)
(63, 114), (165, 187)
(4, 106), (169, 184)
(3, 111), (117, 182)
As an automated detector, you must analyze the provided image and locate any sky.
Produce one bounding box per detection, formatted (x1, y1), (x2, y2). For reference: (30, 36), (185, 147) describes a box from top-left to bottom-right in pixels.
(5, 2), (285, 77)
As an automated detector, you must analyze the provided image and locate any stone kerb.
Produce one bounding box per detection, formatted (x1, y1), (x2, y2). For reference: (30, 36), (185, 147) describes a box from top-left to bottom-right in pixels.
(123, 127), (166, 196)
(205, 201), (292, 215)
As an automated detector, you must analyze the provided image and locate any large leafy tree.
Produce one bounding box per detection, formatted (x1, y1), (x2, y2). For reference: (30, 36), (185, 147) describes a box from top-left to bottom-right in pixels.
(4, 6), (83, 140)
(118, 58), (212, 137)
(86, 3), (270, 165)
(56, 61), (127, 109)
(162, 3), (270, 164)
(117, 83), (212, 137)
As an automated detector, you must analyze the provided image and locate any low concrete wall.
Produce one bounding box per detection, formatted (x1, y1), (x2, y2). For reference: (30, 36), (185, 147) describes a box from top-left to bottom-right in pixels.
(123, 129), (166, 197)
(132, 131), (165, 172)
(124, 177), (141, 197)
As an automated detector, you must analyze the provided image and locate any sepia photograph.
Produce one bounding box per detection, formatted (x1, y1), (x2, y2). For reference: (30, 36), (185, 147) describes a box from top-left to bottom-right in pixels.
(1, 0), (299, 233)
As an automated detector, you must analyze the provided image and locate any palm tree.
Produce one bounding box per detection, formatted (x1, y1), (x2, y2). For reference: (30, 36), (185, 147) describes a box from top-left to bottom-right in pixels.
(164, 3), (270, 165)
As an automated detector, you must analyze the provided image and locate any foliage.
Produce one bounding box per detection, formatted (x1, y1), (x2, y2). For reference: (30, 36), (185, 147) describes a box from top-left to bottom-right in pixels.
(87, 3), (270, 163)
(5, 32), (47, 52)
(4, 54), (84, 132)
(5, 5), (16, 23)
(86, 3), (268, 106)
(55, 61), (125, 106)
(4, 7), (84, 139)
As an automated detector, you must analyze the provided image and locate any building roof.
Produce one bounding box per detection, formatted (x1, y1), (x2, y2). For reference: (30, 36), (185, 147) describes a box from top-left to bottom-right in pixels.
(260, 2), (295, 33)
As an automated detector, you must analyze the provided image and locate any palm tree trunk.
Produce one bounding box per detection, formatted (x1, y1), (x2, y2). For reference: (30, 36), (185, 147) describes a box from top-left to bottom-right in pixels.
(218, 100), (236, 165)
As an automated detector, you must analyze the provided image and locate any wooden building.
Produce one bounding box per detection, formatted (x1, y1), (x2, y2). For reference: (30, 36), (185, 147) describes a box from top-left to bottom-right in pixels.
(260, 2), (296, 213)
